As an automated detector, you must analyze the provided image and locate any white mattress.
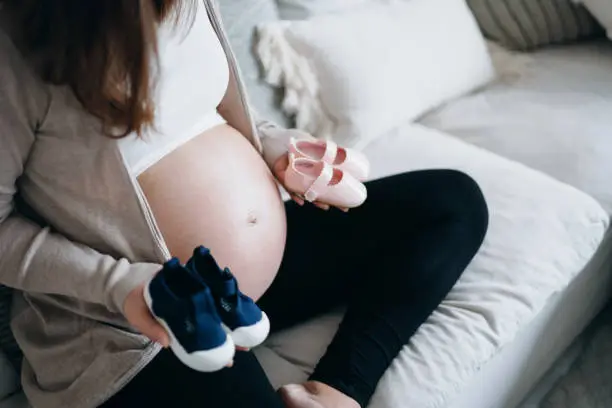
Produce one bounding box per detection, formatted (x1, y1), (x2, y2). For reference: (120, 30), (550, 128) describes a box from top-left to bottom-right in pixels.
(253, 124), (609, 408)
(421, 40), (612, 213)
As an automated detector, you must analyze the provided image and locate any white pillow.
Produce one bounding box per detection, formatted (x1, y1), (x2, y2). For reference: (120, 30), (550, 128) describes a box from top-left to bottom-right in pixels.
(256, 0), (495, 148)
(581, 0), (612, 39)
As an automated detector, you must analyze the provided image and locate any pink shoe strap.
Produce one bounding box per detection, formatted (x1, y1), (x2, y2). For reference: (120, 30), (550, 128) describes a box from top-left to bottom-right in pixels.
(322, 140), (338, 165)
(304, 162), (334, 202)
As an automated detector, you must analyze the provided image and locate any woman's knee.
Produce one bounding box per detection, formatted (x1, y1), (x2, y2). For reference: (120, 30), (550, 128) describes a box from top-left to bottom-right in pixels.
(441, 170), (489, 246)
(370, 169), (489, 244)
(404, 169), (488, 243)
(420, 171), (488, 283)
(401, 169), (486, 216)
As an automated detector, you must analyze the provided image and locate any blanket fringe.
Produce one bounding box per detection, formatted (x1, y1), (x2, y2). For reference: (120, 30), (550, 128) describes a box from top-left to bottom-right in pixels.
(256, 23), (335, 139)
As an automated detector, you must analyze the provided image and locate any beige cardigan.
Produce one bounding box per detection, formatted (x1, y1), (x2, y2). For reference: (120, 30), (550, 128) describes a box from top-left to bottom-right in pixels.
(0, 1), (294, 407)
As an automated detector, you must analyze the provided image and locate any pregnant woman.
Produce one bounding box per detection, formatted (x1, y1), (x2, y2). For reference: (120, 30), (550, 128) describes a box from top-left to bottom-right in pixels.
(0, 1), (488, 407)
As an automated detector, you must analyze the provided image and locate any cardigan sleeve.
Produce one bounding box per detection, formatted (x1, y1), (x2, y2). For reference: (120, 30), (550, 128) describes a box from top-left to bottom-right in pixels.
(0, 32), (160, 314)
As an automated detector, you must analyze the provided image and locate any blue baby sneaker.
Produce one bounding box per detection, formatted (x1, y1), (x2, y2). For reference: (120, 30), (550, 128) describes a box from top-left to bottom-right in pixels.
(186, 246), (270, 349)
(144, 258), (235, 372)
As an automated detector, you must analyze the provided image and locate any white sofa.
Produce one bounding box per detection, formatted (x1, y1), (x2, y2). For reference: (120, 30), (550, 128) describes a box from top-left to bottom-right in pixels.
(2, 8), (612, 408)
(253, 123), (610, 408)
(251, 31), (612, 408)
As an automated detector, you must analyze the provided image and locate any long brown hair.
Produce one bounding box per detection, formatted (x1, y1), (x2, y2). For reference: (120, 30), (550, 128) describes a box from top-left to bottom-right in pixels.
(3, 0), (194, 137)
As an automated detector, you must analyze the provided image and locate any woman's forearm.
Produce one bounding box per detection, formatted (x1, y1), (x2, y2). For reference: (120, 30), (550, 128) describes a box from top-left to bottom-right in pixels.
(0, 214), (160, 313)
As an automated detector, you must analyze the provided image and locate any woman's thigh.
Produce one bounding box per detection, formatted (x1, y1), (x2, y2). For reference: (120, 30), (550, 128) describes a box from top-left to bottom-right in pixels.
(100, 349), (283, 408)
(258, 169), (488, 331)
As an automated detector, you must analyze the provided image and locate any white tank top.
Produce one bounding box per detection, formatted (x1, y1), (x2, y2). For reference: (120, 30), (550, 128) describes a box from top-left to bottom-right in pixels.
(118, 2), (229, 176)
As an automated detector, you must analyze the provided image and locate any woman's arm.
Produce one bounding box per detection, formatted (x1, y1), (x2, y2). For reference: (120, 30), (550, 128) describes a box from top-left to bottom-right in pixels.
(0, 51), (160, 315)
(255, 116), (315, 170)
(216, 84), (314, 170)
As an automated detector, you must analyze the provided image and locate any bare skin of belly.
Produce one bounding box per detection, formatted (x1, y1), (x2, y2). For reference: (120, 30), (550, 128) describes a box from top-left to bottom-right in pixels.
(138, 124), (287, 300)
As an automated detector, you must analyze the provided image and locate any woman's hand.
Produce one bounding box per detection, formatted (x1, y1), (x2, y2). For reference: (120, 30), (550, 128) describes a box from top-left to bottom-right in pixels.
(123, 282), (242, 364)
(124, 284), (170, 347)
(272, 153), (348, 212)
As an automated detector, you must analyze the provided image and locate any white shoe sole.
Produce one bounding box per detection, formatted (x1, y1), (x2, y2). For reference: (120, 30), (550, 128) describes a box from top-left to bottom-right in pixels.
(223, 312), (270, 349)
(144, 284), (236, 372)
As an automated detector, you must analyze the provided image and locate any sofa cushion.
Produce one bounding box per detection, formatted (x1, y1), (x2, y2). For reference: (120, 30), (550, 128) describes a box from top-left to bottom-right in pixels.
(466, 0), (603, 50)
(254, 124), (609, 408)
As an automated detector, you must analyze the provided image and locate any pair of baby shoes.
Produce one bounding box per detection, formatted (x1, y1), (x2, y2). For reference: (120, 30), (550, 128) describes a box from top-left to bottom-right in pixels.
(283, 137), (370, 209)
(144, 246), (269, 372)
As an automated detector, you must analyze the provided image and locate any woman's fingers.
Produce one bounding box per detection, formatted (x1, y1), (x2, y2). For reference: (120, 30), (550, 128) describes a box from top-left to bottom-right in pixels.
(274, 152), (353, 213)
(135, 313), (170, 348)
(124, 285), (170, 348)
(290, 192), (346, 212)
(135, 306), (170, 347)
(290, 193), (305, 206)
(147, 319), (170, 348)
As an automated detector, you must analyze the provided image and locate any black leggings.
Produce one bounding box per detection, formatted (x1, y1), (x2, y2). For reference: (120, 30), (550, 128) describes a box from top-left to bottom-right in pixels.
(102, 170), (488, 408)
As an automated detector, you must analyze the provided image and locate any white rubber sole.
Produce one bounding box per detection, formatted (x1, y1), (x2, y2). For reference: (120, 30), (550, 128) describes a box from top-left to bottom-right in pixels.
(144, 284), (235, 372)
(223, 312), (270, 349)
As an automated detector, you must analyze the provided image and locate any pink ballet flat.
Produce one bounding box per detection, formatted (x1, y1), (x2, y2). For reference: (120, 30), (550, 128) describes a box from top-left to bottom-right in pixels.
(289, 137), (370, 181)
(284, 154), (367, 209)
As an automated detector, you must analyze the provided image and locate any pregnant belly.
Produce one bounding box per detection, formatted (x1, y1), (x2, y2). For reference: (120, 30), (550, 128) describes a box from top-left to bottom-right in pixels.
(138, 124), (287, 300)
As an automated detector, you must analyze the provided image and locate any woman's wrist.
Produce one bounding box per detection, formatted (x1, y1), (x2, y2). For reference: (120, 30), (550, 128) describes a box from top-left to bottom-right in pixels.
(259, 126), (315, 170)
(123, 283), (170, 347)
(112, 262), (162, 314)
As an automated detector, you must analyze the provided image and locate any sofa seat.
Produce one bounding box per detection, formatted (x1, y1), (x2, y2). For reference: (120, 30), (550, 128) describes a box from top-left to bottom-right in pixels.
(421, 40), (612, 213)
(253, 124), (609, 408)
